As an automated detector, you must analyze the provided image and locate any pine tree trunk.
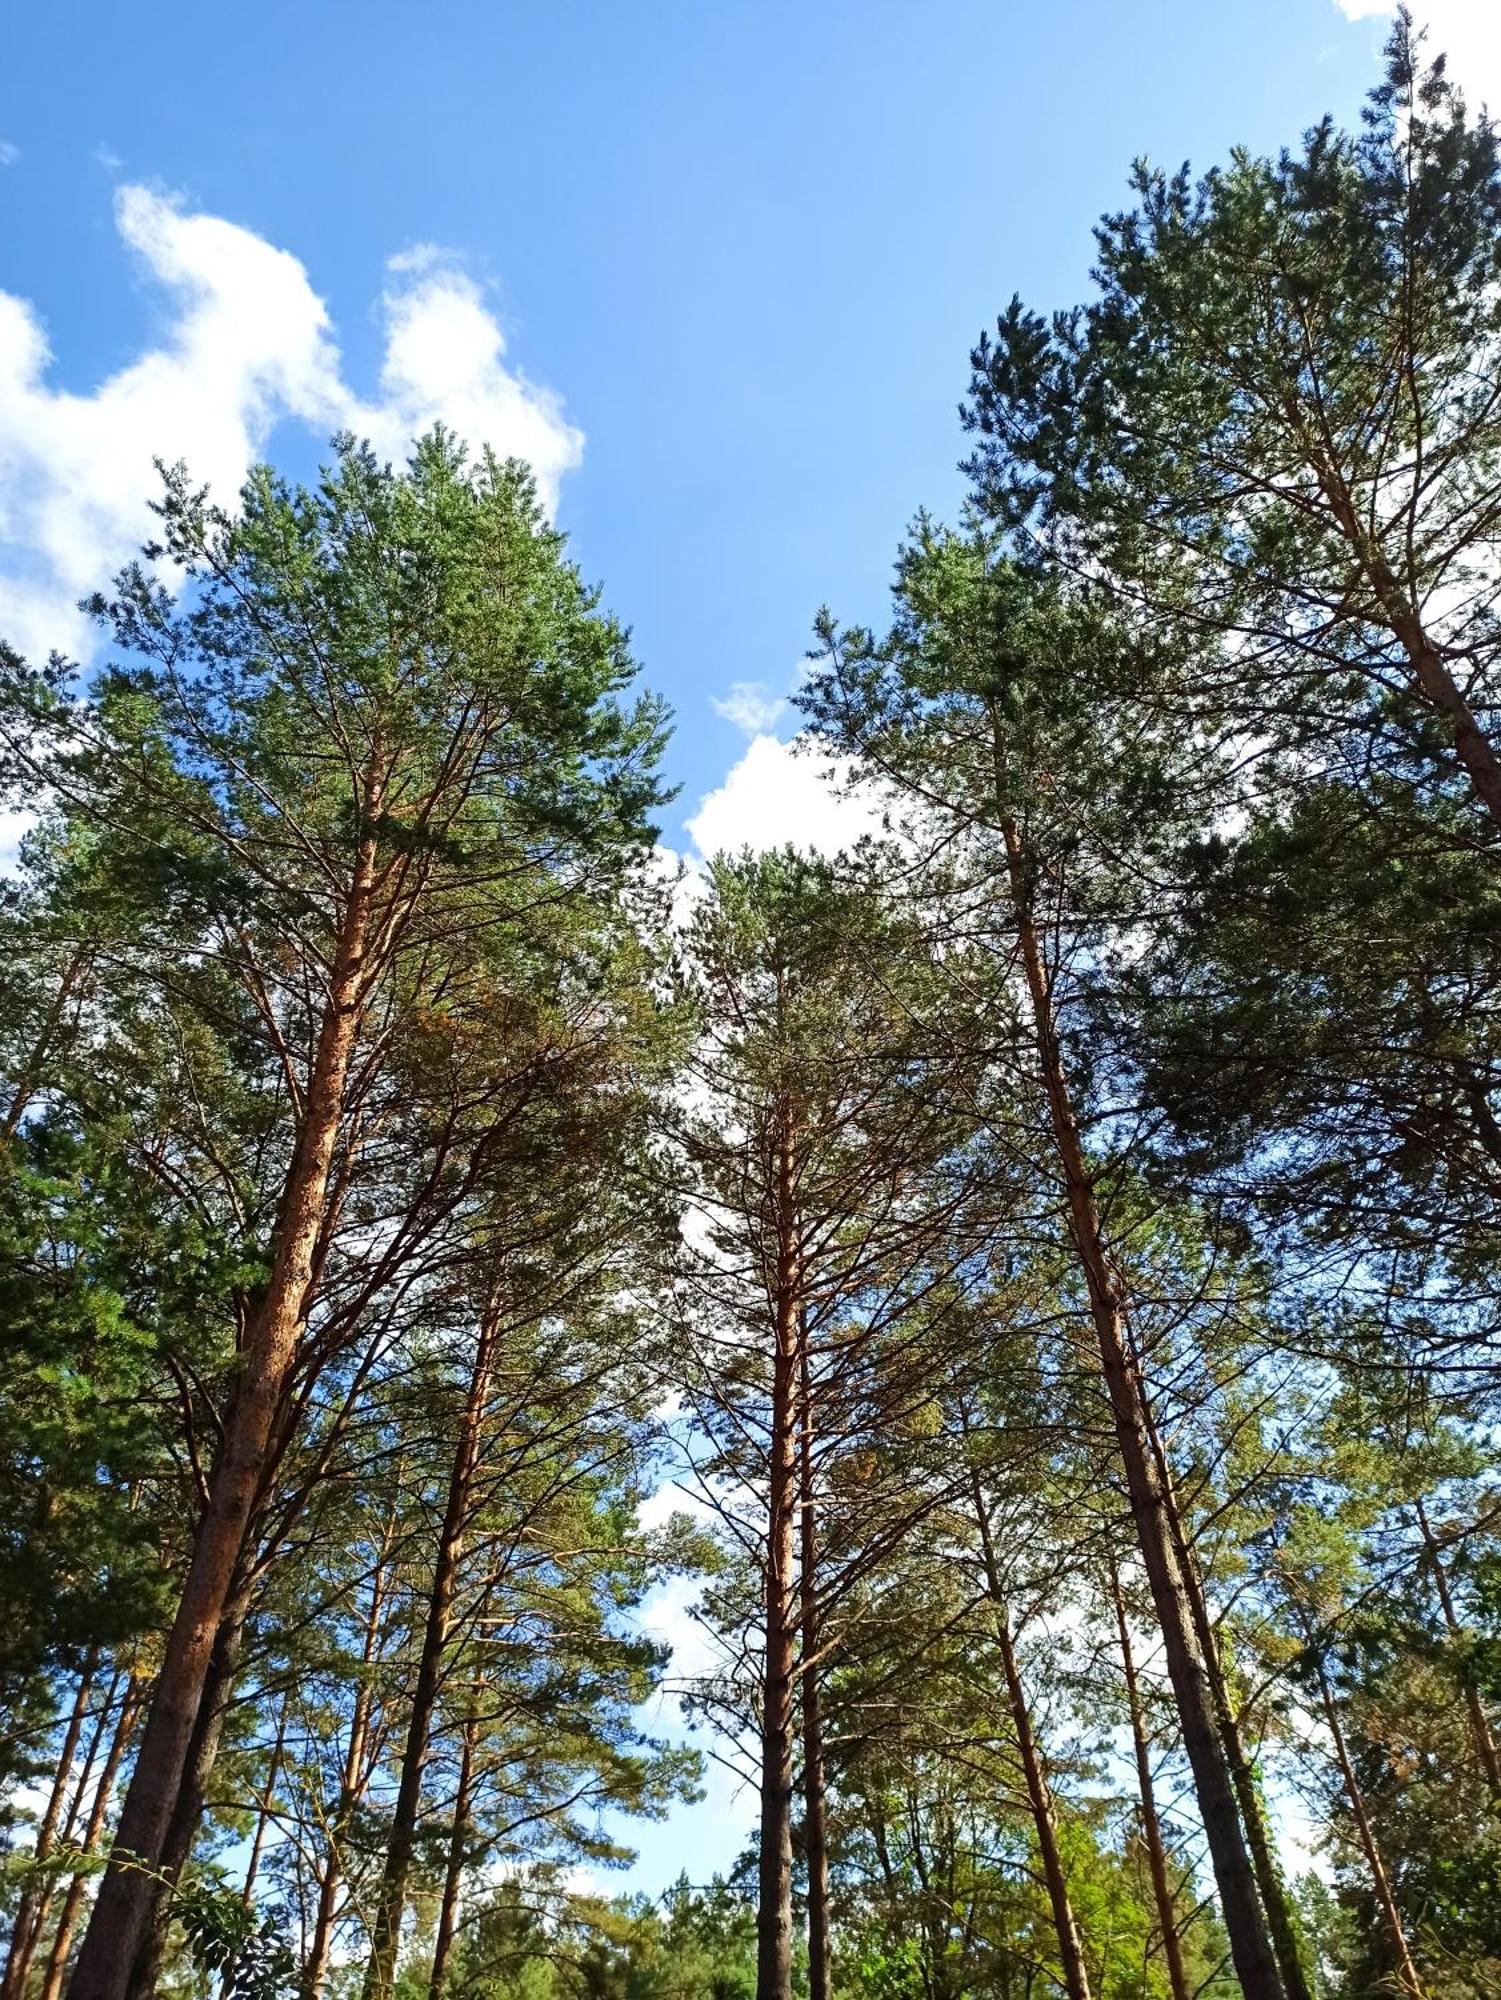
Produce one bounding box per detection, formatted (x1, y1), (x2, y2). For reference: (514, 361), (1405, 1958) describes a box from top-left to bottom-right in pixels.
(991, 767), (1282, 2000)
(123, 1590), (254, 2000)
(217, 1705), (288, 2000)
(756, 1106), (800, 2000)
(303, 1513), (395, 2000)
(39, 1674), (145, 2000)
(1316, 1665), (1426, 2000)
(1107, 1558), (1191, 2000)
(426, 1711), (477, 2000)
(1, 1650), (99, 2000)
(68, 810), (382, 2000)
(798, 1337), (832, 2000)
(1415, 1498), (1501, 1798)
(969, 1482), (1092, 2000)
(361, 1303), (499, 2000)
(1144, 1397), (1313, 2000)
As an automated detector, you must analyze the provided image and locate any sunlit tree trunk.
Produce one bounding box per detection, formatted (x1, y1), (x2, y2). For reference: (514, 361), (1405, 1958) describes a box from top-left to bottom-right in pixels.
(69, 792), (385, 2000)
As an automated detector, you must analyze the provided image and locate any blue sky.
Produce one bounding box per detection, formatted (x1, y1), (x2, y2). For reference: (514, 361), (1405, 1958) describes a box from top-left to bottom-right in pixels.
(3, 0), (1494, 1901)
(2, 0), (1427, 859)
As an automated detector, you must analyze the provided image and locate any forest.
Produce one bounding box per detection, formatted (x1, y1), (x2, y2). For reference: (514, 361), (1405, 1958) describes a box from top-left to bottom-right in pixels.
(2, 13), (1500, 2000)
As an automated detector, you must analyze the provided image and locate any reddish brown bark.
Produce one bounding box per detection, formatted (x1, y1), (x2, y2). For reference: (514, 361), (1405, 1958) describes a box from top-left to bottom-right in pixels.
(68, 794), (384, 2000)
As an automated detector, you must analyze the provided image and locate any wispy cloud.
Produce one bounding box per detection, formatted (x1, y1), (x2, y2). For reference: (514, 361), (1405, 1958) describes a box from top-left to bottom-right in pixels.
(711, 679), (788, 736)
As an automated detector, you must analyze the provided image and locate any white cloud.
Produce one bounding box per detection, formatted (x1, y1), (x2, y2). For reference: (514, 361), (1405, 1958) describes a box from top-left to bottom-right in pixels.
(0, 142), (18, 168)
(711, 679), (787, 736)
(0, 185), (582, 664)
(684, 731), (886, 862)
(1334, 2), (1501, 107)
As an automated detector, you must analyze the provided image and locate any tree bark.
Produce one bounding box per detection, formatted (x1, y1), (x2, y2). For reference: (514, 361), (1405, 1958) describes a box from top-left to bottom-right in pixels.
(756, 1103), (800, 2000)
(1415, 1498), (1501, 1799)
(798, 1335), (832, 2000)
(1142, 1398), (1313, 2000)
(68, 800), (383, 2000)
(303, 1510), (396, 2000)
(1315, 1664), (1426, 2000)
(39, 1674), (144, 2000)
(1, 1650), (98, 2000)
(123, 1589), (255, 2000)
(969, 1481), (1092, 2000)
(216, 1703), (288, 2000)
(426, 1710), (477, 2000)
(991, 758), (1283, 2000)
(1107, 1558), (1190, 2000)
(361, 1300), (500, 2000)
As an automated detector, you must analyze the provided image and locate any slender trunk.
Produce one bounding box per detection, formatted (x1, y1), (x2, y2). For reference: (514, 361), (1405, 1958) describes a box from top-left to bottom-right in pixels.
(1107, 1559), (1190, 2000)
(303, 1516), (396, 2000)
(970, 1482), (1092, 2000)
(40, 1676), (145, 2000)
(1415, 1498), (1501, 1798)
(216, 1704), (288, 2000)
(1144, 1399), (1313, 2000)
(426, 1711), (477, 2000)
(991, 759), (1282, 2000)
(1316, 1665), (1426, 2000)
(1, 1651), (99, 2000)
(69, 808), (382, 2000)
(757, 1104), (800, 2000)
(798, 1336), (831, 2000)
(361, 1304), (500, 2000)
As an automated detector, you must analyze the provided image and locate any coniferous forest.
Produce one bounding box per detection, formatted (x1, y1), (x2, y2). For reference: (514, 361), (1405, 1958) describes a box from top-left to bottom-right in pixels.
(5, 15), (1501, 2000)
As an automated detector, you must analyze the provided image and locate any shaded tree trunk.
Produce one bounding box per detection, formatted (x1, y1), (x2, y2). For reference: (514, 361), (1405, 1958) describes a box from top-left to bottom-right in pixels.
(1142, 1392), (1312, 2000)
(68, 802), (383, 2000)
(799, 1335), (832, 2000)
(361, 1299), (500, 2000)
(1415, 1497), (1501, 1799)
(992, 755), (1282, 2000)
(39, 1674), (145, 2000)
(970, 1480), (1092, 2000)
(757, 1106), (800, 2000)
(1315, 1664), (1426, 2000)
(1107, 1557), (1190, 2000)
(303, 1510), (396, 2000)
(426, 1710), (477, 2000)
(1, 1650), (99, 2000)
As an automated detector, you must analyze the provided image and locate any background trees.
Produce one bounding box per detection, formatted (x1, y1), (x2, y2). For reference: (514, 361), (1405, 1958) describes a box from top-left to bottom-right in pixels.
(5, 16), (1501, 1999)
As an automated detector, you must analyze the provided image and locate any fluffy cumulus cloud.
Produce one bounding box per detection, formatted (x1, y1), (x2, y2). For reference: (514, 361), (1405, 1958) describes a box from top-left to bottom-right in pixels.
(684, 731), (886, 863)
(0, 186), (582, 664)
(1334, 1), (1500, 107)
